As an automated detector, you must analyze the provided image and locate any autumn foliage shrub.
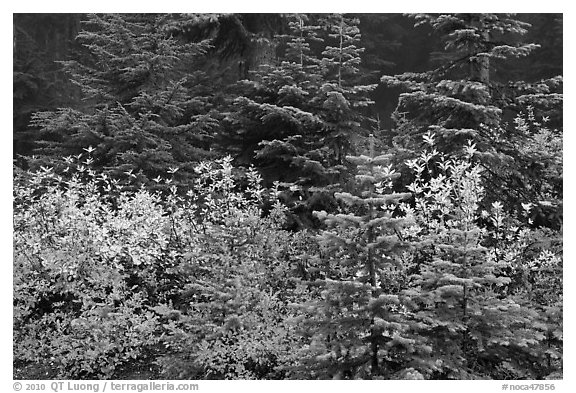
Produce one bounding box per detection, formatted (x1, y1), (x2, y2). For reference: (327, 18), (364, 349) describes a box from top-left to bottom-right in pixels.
(285, 133), (562, 380)
(13, 153), (309, 379)
(151, 157), (311, 379)
(13, 155), (168, 378)
(13, 140), (561, 379)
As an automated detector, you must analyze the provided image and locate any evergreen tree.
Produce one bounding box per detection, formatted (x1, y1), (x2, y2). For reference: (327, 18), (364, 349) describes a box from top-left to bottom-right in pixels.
(28, 13), (219, 186)
(381, 13), (562, 226)
(318, 14), (376, 165)
(289, 131), (561, 379)
(219, 14), (325, 171)
(220, 14), (377, 227)
(289, 137), (427, 379)
(382, 13), (538, 150)
(13, 14), (82, 160)
(397, 134), (559, 378)
(162, 13), (287, 82)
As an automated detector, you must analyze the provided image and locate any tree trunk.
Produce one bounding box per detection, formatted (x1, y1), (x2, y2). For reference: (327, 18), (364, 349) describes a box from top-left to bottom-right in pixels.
(241, 36), (278, 78)
(470, 16), (490, 86)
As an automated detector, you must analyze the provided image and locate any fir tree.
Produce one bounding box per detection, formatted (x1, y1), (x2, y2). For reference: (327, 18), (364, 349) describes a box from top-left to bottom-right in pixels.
(382, 14), (538, 150)
(397, 134), (557, 378)
(318, 14), (376, 165)
(220, 14), (377, 227)
(289, 136), (426, 379)
(29, 13), (219, 186)
(381, 13), (562, 226)
(219, 14), (326, 179)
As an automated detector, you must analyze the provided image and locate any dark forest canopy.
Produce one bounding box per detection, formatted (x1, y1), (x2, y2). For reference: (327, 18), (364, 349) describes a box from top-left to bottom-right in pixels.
(13, 13), (562, 154)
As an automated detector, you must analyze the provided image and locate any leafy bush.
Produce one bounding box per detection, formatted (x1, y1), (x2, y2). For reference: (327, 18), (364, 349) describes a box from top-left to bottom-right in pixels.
(152, 157), (308, 379)
(397, 133), (562, 379)
(13, 153), (311, 379)
(13, 143), (561, 380)
(285, 133), (562, 380)
(13, 154), (169, 378)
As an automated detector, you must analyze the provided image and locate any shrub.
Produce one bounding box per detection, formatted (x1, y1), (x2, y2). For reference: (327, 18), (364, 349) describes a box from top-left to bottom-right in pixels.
(397, 133), (562, 379)
(286, 133), (562, 379)
(152, 157), (310, 379)
(13, 153), (168, 378)
(13, 145), (561, 380)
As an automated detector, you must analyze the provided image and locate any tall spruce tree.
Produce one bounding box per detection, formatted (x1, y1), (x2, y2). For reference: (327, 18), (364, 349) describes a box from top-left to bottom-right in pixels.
(220, 14), (377, 227)
(219, 14), (325, 177)
(318, 14), (376, 165)
(381, 13), (538, 150)
(29, 13), (219, 186)
(381, 13), (562, 226)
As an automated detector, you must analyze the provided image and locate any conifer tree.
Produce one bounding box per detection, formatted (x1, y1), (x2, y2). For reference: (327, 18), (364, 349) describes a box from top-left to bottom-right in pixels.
(397, 134), (557, 378)
(382, 14), (538, 150)
(318, 14), (376, 165)
(289, 136), (427, 379)
(219, 14), (327, 182)
(381, 13), (562, 225)
(29, 13), (218, 186)
(220, 14), (377, 226)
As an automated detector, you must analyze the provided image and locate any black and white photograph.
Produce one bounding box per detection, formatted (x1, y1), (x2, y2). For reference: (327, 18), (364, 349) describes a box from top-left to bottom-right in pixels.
(10, 4), (565, 388)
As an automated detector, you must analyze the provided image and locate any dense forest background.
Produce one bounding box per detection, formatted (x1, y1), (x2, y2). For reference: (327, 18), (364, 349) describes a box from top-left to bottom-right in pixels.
(13, 14), (562, 166)
(13, 13), (562, 380)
